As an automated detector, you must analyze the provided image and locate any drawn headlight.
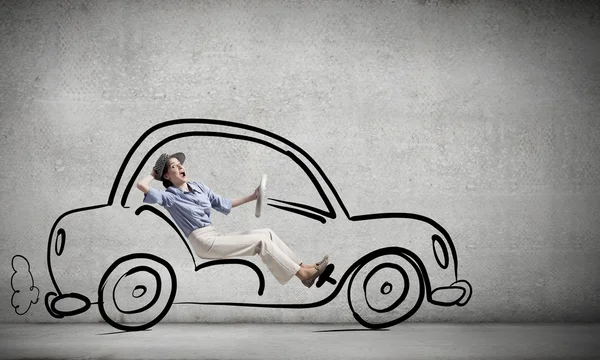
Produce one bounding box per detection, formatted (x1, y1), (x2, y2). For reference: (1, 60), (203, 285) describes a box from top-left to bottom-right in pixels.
(55, 228), (66, 256)
(432, 234), (448, 269)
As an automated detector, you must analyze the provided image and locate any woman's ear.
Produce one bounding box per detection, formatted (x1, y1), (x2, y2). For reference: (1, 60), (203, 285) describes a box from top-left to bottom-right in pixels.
(163, 172), (170, 180)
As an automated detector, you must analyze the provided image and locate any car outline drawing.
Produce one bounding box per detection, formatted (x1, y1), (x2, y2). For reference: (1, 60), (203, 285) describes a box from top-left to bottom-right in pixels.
(45, 118), (472, 331)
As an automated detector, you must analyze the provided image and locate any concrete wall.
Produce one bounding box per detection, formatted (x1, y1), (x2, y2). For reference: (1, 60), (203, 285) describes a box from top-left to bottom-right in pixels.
(1, 0), (599, 326)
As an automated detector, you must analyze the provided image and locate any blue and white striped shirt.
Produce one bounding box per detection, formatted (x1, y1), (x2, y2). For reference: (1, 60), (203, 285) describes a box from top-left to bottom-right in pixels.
(143, 181), (232, 238)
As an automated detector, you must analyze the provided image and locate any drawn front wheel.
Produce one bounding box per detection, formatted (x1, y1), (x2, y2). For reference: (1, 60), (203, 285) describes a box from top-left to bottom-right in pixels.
(98, 253), (176, 331)
(348, 251), (425, 329)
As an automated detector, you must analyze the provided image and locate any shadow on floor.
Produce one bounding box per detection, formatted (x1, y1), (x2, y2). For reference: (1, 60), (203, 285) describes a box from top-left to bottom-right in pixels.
(97, 329), (152, 336)
(312, 328), (390, 333)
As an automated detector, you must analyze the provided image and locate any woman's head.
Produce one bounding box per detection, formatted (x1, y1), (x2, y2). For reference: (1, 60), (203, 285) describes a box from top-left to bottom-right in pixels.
(153, 152), (187, 188)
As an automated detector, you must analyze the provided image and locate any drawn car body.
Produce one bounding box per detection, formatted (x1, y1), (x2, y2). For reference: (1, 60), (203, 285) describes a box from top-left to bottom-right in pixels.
(45, 119), (472, 331)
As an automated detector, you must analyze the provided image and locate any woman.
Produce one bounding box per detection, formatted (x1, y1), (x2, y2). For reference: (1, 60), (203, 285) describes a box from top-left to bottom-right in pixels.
(136, 152), (329, 288)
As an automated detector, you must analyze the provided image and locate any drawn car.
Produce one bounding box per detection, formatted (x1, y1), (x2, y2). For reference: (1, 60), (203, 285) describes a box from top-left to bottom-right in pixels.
(45, 119), (472, 331)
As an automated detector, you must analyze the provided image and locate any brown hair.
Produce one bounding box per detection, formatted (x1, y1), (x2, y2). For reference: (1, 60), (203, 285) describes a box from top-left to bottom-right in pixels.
(160, 157), (175, 189)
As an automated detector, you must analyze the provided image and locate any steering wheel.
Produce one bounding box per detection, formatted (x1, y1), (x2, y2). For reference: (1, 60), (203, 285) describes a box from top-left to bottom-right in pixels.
(255, 174), (267, 218)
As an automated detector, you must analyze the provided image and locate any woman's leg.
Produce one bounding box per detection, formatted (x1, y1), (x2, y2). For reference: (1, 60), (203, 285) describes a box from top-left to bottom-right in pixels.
(223, 228), (303, 265)
(199, 229), (302, 285)
(222, 228), (326, 268)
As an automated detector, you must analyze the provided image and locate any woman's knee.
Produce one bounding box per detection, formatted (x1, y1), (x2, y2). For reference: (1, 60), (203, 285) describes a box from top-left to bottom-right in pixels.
(256, 235), (274, 251)
(254, 228), (275, 238)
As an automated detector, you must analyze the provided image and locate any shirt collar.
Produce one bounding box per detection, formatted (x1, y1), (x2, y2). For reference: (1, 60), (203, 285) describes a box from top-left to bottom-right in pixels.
(167, 182), (196, 194)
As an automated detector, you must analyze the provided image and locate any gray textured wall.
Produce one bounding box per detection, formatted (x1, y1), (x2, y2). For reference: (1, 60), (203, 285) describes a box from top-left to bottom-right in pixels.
(1, 0), (599, 326)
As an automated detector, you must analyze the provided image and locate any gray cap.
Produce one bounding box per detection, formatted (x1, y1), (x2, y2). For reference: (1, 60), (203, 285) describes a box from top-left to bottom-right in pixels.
(153, 152), (185, 180)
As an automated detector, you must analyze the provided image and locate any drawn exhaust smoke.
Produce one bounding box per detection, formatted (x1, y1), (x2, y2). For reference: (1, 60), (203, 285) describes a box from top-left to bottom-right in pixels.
(11, 255), (39, 315)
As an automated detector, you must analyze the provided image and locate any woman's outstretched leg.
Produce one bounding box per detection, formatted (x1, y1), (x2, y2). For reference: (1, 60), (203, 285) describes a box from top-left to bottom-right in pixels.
(223, 228), (326, 268)
(198, 230), (307, 285)
(188, 226), (327, 287)
(223, 228), (301, 263)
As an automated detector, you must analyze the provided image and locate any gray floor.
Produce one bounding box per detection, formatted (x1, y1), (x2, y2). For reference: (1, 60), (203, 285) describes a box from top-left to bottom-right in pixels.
(0, 323), (599, 359)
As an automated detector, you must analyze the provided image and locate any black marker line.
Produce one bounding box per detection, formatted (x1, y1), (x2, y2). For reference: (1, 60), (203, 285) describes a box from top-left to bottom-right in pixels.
(46, 204), (110, 298)
(98, 118), (460, 283)
(313, 328), (390, 332)
(316, 263), (337, 287)
(429, 286), (466, 307)
(451, 280), (472, 306)
(97, 329), (152, 336)
(107, 119), (338, 218)
(132, 285), (146, 298)
(350, 213), (459, 280)
(97, 253), (177, 332)
(135, 205), (198, 268)
(10, 255), (40, 315)
(432, 234), (449, 270)
(137, 206), (267, 296)
(40, 118), (472, 332)
(347, 247), (426, 329)
(268, 198), (331, 218)
(55, 229), (66, 257)
(174, 246), (429, 310)
(110, 119), (461, 281)
(113, 265), (162, 314)
(44, 292), (62, 318)
(119, 131), (335, 222)
(363, 263), (409, 313)
(195, 259), (265, 296)
(48, 292), (91, 317)
(47, 120), (462, 298)
(267, 203), (327, 223)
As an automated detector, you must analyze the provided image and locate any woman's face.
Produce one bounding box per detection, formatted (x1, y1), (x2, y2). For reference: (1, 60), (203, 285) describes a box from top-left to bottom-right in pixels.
(163, 157), (187, 185)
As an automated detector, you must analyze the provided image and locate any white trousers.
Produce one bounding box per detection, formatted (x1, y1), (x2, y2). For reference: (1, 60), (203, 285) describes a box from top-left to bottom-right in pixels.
(188, 226), (302, 285)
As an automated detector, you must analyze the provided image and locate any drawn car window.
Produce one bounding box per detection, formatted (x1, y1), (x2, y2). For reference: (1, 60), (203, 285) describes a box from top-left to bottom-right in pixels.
(126, 135), (328, 215)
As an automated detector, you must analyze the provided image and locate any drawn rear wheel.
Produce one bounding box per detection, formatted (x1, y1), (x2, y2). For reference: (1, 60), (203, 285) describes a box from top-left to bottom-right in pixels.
(347, 252), (425, 329)
(98, 253), (176, 331)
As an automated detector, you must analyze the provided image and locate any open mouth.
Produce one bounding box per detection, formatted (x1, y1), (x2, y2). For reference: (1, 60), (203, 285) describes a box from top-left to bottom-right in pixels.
(180, 171), (186, 177)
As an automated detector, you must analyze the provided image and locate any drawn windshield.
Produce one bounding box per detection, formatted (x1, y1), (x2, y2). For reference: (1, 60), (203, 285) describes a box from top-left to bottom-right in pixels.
(124, 134), (330, 220)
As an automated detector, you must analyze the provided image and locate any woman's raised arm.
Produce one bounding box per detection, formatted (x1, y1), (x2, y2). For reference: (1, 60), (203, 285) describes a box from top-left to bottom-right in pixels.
(231, 186), (259, 208)
(136, 170), (157, 194)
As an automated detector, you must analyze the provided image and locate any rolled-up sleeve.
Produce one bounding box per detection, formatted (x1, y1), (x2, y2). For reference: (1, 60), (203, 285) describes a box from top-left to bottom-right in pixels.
(195, 182), (232, 215)
(143, 188), (174, 207)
